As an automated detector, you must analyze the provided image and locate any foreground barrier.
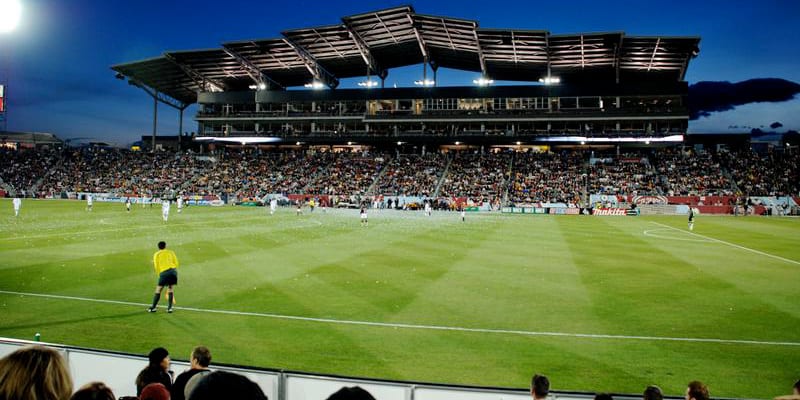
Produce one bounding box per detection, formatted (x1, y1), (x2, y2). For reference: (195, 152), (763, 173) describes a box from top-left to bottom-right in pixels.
(0, 337), (665, 400)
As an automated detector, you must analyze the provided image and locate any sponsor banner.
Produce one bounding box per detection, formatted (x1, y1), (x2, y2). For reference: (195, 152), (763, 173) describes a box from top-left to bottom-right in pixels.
(631, 195), (668, 205)
(501, 207), (545, 214)
(593, 208), (628, 216)
(548, 207), (580, 215)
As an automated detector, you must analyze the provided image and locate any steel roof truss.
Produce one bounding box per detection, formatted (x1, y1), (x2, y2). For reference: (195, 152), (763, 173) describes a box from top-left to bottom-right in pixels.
(164, 53), (225, 92)
(343, 20), (381, 76)
(282, 38), (339, 88)
(221, 45), (283, 89)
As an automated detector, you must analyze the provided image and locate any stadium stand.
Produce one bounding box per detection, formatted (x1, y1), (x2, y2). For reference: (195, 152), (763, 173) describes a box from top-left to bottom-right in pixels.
(3, 146), (799, 214)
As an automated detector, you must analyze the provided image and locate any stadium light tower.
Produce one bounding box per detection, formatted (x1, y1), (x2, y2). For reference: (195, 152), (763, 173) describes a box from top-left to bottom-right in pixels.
(0, 0), (22, 33)
(0, 0), (22, 132)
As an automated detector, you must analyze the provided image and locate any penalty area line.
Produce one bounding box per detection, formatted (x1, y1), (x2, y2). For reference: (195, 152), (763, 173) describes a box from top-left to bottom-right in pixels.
(650, 222), (800, 266)
(1, 290), (799, 347)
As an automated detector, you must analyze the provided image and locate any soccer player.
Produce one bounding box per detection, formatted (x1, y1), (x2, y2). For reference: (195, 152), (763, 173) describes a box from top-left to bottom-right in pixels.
(309, 198), (315, 213)
(270, 198), (277, 215)
(460, 207), (466, 222)
(12, 197), (21, 217)
(296, 202), (302, 216)
(360, 206), (368, 227)
(86, 194), (93, 212)
(688, 207), (695, 231)
(147, 241), (179, 313)
(177, 195), (184, 214)
(126, 197), (132, 212)
(162, 198), (171, 222)
(424, 201), (432, 216)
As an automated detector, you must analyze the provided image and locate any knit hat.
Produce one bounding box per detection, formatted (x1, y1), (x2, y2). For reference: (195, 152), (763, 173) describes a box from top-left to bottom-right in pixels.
(141, 383), (170, 400)
(148, 347), (169, 366)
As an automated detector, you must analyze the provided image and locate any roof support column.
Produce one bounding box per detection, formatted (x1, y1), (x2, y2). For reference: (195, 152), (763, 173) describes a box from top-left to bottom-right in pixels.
(152, 92), (158, 153)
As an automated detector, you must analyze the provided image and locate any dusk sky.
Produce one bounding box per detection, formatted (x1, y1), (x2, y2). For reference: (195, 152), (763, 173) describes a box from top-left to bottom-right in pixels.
(1, 0), (799, 145)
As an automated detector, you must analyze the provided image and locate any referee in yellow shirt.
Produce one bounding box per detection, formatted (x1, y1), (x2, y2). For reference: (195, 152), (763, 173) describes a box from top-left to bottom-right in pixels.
(147, 241), (179, 313)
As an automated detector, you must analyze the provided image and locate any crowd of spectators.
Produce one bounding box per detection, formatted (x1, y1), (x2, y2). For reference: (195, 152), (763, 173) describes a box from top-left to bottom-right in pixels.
(508, 151), (585, 205)
(374, 154), (447, 197)
(3, 146), (800, 203)
(0, 147), (61, 195)
(717, 148), (800, 196)
(306, 151), (385, 196)
(439, 152), (511, 206)
(588, 153), (659, 196)
(650, 148), (732, 196)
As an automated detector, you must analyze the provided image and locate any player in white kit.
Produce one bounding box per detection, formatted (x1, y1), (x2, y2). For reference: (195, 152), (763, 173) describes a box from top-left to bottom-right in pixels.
(12, 197), (21, 217)
(86, 194), (93, 211)
(162, 199), (171, 222)
(177, 196), (184, 214)
(270, 198), (277, 215)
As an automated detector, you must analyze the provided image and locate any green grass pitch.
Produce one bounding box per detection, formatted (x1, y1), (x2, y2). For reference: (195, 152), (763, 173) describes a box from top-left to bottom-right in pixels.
(0, 199), (798, 398)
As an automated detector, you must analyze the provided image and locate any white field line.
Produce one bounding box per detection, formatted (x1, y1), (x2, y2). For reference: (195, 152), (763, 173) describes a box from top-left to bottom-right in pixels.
(650, 222), (800, 266)
(643, 228), (714, 243)
(1, 290), (798, 347)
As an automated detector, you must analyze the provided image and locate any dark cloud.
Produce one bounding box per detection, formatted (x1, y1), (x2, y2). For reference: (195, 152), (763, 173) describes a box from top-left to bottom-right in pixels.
(770, 121), (783, 129)
(688, 78), (800, 120)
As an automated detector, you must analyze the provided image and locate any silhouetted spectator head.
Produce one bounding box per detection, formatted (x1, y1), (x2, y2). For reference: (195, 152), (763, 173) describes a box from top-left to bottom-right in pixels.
(531, 374), (550, 400)
(686, 381), (709, 400)
(71, 382), (116, 400)
(184, 370), (212, 400)
(326, 386), (376, 400)
(0, 345), (73, 400)
(148, 347), (170, 370)
(191, 346), (212, 368)
(140, 383), (170, 400)
(794, 379), (800, 395)
(595, 394), (614, 400)
(188, 371), (267, 400)
(644, 385), (663, 400)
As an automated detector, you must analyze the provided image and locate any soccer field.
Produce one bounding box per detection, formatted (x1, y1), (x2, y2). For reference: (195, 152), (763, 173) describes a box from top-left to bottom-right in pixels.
(0, 199), (798, 398)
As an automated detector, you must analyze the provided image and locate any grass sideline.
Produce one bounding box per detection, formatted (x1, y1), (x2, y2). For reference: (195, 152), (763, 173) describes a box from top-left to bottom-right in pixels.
(0, 199), (798, 398)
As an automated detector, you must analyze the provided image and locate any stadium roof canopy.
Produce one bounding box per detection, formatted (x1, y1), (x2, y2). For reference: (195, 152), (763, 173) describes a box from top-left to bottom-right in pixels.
(111, 5), (700, 105)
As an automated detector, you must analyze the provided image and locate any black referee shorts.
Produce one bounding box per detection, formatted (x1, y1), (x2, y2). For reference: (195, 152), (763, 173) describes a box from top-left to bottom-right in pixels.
(157, 268), (178, 286)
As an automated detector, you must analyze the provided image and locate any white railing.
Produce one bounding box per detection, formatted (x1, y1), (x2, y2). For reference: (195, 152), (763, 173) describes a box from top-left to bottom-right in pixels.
(0, 337), (661, 400)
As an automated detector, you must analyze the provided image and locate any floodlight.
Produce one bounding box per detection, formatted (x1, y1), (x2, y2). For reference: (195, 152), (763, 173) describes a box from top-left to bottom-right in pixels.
(357, 80), (378, 88)
(248, 84), (258, 90)
(0, 0), (22, 33)
(257, 82), (267, 90)
(414, 79), (435, 86)
(472, 77), (494, 86)
(539, 76), (561, 85)
(304, 81), (325, 89)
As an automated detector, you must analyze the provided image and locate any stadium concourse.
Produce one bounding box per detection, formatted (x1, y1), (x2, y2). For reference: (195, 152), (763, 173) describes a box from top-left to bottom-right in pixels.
(0, 145), (799, 215)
